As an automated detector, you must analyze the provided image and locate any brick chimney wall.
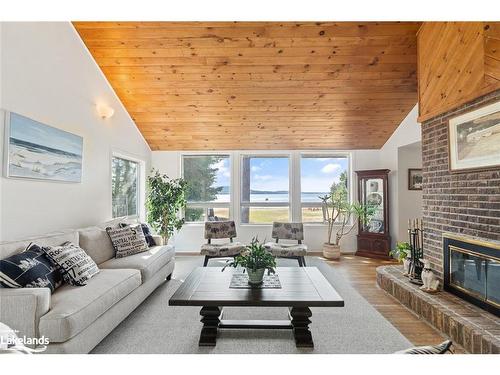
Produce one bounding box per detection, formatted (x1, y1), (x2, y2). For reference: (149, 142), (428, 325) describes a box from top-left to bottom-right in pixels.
(421, 89), (500, 278)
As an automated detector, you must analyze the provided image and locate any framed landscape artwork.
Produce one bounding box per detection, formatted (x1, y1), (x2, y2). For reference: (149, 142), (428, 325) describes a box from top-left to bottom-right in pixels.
(408, 169), (423, 190)
(448, 101), (500, 172)
(4, 112), (83, 182)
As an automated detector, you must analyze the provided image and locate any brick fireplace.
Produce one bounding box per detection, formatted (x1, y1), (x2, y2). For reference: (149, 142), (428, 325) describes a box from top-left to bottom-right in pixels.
(377, 90), (500, 353)
(421, 89), (500, 279)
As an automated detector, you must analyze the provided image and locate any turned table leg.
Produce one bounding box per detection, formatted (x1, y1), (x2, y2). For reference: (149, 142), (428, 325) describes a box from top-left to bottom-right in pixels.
(289, 306), (313, 348)
(199, 306), (221, 346)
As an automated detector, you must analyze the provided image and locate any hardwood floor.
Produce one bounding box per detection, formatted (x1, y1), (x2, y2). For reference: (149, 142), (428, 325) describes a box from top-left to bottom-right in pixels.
(322, 254), (465, 352)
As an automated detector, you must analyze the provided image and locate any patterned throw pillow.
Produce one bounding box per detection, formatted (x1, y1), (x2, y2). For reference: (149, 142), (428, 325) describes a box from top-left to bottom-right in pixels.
(395, 340), (453, 354)
(42, 242), (99, 286)
(106, 224), (149, 258)
(119, 223), (156, 247)
(0, 243), (63, 293)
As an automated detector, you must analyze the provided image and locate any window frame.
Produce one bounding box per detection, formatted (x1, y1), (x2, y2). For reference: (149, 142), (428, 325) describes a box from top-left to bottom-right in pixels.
(181, 153), (232, 223)
(111, 153), (143, 220)
(239, 153), (292, 225)
(299, 152), (352, 225)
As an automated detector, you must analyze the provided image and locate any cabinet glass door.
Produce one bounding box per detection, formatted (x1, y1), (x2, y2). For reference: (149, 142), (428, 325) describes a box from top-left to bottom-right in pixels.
(362, 178), (385, 234)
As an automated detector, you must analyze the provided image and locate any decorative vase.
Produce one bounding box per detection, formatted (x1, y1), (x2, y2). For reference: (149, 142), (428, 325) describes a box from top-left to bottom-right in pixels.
(323, 243), (340, 260)
(246, 268), (265, 285)
(403, 256), (411, 276)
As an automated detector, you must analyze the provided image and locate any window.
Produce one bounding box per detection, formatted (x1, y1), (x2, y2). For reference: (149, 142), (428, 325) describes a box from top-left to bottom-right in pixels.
(112, 157), (139, 218)
(240, 156), (289, 224)
(300, 155), (349, 223)
(182, 155), (231, 222)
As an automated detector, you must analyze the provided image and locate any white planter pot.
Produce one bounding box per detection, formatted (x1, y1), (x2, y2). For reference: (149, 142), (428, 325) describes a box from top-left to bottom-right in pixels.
(402, 257), (411, 276)
(323, 243), (341, 260)
(246, 268), (265, 285)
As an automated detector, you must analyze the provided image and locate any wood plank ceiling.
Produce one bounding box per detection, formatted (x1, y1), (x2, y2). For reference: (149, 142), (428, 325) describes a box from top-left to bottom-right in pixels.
(73, 22), (420, 150)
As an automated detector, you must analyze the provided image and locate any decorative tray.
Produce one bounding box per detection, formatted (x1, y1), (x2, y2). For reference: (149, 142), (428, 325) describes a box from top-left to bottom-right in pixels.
(229, 273), (282, 289)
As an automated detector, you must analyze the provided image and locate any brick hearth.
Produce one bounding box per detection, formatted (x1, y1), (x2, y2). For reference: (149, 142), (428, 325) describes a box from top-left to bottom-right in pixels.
(421, 89), (500, 279)
(377, 265), (500, 353)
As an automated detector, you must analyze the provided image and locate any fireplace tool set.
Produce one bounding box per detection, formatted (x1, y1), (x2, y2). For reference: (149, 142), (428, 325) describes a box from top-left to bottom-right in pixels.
(408, 219), (424, 285)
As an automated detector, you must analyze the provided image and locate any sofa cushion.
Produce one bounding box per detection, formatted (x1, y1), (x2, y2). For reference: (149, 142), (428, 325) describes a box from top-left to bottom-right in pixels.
(42, 242), (100, 286)
(78, 226), (115, 265)
(99, 245), (174, 282)
(39, 268), (141, 343)
(119, 223), (156, 248)
(106, 224), (149, 259)
(0, 230), (79, 260)
(0, 243), (63, 292)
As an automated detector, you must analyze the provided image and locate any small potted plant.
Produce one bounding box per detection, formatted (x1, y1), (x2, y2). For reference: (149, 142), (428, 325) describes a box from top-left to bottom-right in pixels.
(223, 238), (276, 285)
(390, 242), (412, 276)
(319, 172), (375, 260)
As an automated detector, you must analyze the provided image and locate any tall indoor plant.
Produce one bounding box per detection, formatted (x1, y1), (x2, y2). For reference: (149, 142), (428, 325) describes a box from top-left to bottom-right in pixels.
(319, 172), (375, 260)
(146, 169), (187, 244)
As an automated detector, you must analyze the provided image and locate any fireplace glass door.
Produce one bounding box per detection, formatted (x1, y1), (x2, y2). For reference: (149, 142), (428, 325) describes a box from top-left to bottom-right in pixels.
(487, 258), (500, 306)
(450, 246), (499, 308)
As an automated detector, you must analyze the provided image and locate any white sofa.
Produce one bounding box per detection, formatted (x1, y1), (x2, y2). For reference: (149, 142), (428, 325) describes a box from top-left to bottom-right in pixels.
(0, 223), (174, 354)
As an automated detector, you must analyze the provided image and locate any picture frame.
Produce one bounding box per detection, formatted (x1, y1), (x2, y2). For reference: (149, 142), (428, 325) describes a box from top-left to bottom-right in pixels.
(448, 101), (500, 173)
(408, 168), (422, 190)
(4, 111), (83, 183)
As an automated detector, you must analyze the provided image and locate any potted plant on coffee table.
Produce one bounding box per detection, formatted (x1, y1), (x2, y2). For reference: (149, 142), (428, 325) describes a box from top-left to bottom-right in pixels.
(319, 172), (375, 260)
(223, 238), (276, 285)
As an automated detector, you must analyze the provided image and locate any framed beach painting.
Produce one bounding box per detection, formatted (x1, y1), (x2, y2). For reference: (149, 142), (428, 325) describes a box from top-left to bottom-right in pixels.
(4, 112), (83, 182)
(448, 101), (500, 172)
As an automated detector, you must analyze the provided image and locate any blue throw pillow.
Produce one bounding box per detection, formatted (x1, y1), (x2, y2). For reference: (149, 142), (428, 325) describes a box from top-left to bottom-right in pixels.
(0, 243), (63, 293)
(140, 223), (156, 247)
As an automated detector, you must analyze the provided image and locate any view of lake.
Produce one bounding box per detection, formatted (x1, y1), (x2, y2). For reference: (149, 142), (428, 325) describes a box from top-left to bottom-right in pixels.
(214, 192), (327, 203)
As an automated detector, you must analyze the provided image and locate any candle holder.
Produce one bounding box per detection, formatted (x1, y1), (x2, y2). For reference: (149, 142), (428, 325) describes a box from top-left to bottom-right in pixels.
(407, 219), (424, 285)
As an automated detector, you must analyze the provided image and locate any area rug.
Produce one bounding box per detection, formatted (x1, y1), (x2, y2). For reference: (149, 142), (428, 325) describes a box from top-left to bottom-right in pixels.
(92, 256), (412, 354)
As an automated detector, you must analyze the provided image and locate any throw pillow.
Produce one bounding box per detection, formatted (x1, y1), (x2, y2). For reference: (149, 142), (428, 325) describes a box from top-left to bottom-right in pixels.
(118, 222), (156, 248)
(0, 243), (63, 293)
(107, 224), (149, 258)
(42, 242), (99, 286)
(395, 340), (453, 354)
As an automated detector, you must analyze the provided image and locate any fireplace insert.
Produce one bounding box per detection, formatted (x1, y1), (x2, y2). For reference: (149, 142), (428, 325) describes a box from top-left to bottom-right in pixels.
(443, 234), (500, 317)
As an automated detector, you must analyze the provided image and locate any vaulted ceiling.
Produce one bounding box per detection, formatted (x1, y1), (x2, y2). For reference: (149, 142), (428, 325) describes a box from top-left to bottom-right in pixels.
(73, 22), (420, 150)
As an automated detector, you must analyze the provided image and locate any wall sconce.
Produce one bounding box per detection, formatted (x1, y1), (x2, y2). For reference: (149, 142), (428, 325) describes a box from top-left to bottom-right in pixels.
(96, 103), (115, 119)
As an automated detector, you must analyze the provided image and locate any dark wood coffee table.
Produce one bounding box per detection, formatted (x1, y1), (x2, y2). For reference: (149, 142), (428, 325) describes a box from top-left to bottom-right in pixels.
(169, 267), (344, 348)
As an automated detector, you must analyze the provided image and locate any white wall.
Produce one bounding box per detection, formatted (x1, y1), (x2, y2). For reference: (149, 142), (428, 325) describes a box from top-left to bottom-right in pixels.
(152, 149), (382, 253)
(378, 105), (421, 248)
(397, 141), (423, 243)
(0, 22), (151, 241)
(0, 23), (3, 241)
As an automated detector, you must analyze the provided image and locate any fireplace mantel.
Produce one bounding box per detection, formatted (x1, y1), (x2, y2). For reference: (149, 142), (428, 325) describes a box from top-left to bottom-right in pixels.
(442, 232), (500, 251)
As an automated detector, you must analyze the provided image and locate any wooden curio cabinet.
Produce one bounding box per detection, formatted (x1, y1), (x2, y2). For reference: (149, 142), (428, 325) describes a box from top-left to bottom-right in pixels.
(355, 169), (391, 259)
